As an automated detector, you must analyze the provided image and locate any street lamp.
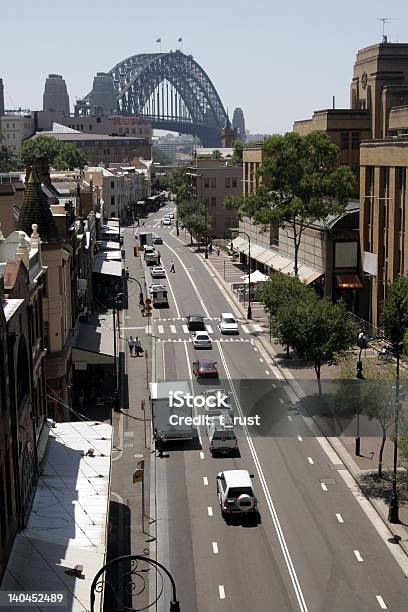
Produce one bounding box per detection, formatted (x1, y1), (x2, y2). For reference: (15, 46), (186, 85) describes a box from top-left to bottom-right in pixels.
(204, 200), (208, 259)
(229, 228), (252, 320)
(112, 286), (124, 412)
(355, 332), (369, 456)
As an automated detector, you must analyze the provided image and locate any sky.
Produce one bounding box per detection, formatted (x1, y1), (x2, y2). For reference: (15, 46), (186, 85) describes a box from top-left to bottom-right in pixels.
(2, 0), (408, 134)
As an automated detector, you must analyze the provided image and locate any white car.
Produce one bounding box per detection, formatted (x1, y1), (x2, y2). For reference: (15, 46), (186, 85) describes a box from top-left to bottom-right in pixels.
(163, 218), (171, 226)
(218, 312), (239, 334)
(203, 389), (233, 416)
(151, 265), (166, 278)
(216, 470), (258, 519)
(192, 331), (212, 349)
(167, 212), (175, 219)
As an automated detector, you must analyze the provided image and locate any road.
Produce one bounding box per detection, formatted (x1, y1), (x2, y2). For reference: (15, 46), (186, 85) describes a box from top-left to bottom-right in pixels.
(126, 203), (408, 612)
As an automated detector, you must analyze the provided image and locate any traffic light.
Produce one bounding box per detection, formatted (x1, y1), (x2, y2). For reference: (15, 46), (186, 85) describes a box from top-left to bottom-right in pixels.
(144, 298), (152, 317)
(356, 360), (364, 379)
(134, 246), (138, 257)
(139, 292), (144, 306)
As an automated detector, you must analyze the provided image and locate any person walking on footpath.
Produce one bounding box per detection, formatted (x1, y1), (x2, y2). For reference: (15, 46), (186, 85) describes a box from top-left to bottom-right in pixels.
(134, 336), (142, 357)
(170, 260), (175, 273)
(128, 335), (134, 357)
(217, 247), (220, 256)
(157, 250), (161, 264)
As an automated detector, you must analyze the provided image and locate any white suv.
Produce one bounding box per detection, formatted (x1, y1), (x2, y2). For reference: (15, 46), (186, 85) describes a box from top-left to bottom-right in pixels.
(216, 470), (257, 519)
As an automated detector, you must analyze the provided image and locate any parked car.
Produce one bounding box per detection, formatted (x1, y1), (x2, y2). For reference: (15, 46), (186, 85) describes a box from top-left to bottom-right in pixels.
(163, 218), (172, 226)
(151, 265), (166, 278)
(216, 470), (257, 519)
(192, 331), (212, 349)
(219, 312), (239, 334)
(192, 359), (219, 379)
(152, 234), (163, 244)
(187, 314), (205, 331)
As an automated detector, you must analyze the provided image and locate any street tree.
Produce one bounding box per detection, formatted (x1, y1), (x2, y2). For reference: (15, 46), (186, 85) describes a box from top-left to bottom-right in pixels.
(225, 132), (355, 275)
(0, 143), (20, 172)
(380, 276), (408, 355)
(211, 149), (222, 159)
(228, 139), (244, 166)
(21, 136), (87, 169)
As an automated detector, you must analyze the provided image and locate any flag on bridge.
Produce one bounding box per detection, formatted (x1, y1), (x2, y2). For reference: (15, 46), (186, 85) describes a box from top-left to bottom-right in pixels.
(156, 38), (161, 43)
(178, 37), (182, 42)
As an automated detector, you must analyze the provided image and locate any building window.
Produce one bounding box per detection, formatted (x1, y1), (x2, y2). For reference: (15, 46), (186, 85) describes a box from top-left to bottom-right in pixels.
(351, 132), (360, 149)
(211, 178), (216, 188)
(211, 197), (216, 207)
(204, 198), (209, 207)
(340, 133), (349, 150)
(225, 177), (231, 188)
(111, 195), (115, 205)
(111, 181), (114, 189)
(232, 177), (237, 188)
(204, 177), (209, 188)
(89, 124), (93, 130)
(97, 117), (101, 123)
(334, 241), (358, 268)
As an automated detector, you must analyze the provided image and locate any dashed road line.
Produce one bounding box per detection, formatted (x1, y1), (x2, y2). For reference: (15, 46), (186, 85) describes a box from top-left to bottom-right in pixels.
(158, 325), (164, 334)
(259, 358), (264, 363)
(170, 324), (176, 333)
(321, 483), (328, 492)
(307, 457), (314, 465)
(354, 550), (363, 562)
(207, 507), (213, 517)
(279, 398), (284, 404)
(203, 476), (208, 486)
(336, 513), (344, 523)
(206, 324), (213, 334)
(182, 324), (189, 333)
(200, 451), (204, 460)
(287, 415), (293, 422)
(218, 586), (225, 600)
(297, 435), (303, 442)
(265, 370), (270, 375)
(376, 595), (387, 609)
(212, 542), (219, 554)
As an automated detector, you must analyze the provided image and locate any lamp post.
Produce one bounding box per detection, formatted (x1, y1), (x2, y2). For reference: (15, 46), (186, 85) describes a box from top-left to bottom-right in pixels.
(355, 333), (369, 456)
(204, 200), (208, 259)
(229, 228), (252, 320)
(112, 286), (124, 412)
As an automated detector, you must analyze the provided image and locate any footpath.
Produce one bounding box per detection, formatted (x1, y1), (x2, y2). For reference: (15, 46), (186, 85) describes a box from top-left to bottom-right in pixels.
(175, 233), (408, 558)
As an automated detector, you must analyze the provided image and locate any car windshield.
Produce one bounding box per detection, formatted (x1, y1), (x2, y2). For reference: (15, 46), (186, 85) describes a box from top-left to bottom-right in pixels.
(228, 487), (253, 497)
(201, 362), (216, 370)
(196, 334), (209, 340)
(213, 431), (236, 440)
(223, 317), (236, 324)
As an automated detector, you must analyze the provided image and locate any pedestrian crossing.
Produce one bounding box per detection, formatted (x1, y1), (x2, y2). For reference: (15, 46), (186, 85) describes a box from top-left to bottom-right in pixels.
(157, 338), (254, 344)
(151, 319), (264, 336)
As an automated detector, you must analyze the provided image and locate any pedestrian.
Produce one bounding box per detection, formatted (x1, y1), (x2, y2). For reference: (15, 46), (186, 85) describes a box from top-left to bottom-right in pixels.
(134, 336), (142, 357)
(230, 241), (233, 251)
(157, 250), (161, 264)
(209, 242), (213, 254)
(217, 247), (220, 256)
(128, 335), (134, 357)
(142, 221), (145, 227)
(170, 260), (175, 273)
(161, 220), (163, 227)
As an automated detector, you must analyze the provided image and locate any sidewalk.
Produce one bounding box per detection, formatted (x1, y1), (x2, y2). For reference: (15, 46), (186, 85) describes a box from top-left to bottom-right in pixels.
(176, 233), (408, 555)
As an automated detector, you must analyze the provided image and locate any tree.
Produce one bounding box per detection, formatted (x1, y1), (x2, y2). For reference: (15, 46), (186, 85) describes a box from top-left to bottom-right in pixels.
(381, 277), (408, 353)
(211, 149), (222, 159)
(273, 296), (358, 390)
(177, 199), (210, 245)
(0, 143), (20, 172)
(225, 132), (355, 276)
(21, 136), (87, 170)
(261, 273), (312, 321)
(228, 139), (244, 166)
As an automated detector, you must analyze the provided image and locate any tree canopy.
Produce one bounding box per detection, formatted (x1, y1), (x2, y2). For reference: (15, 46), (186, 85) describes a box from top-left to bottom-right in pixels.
(225, 131), (356, 275)
(177, 199), (211, 244)
(0, 143), (20, 172)
(381, 276), (408, 351)
(21, 136), (88, 170)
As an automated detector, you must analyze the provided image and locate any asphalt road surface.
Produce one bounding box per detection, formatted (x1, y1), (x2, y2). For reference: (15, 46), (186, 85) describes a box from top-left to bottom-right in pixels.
(127, 204), (408, 612)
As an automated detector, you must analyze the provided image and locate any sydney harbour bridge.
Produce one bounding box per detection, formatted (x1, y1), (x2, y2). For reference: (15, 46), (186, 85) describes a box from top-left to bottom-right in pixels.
(75, 50), (228, 146)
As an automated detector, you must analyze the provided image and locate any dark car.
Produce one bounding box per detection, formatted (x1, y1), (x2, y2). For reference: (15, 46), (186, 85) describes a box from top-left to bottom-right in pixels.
(193, 359), (219, 379)
(152, 235), (163, 244)
(187, 314), (205, 331)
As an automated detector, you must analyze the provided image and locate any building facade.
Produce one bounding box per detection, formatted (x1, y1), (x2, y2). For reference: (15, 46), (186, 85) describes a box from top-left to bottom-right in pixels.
(186, 156), (239, 237)
(0, 111), (35, 153)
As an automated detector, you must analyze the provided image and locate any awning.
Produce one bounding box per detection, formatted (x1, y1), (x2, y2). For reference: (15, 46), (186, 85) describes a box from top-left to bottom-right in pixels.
(247, 244), (267, 259)
(266, 253), (293, 271)
(92, 257), (122, 277)
(232, 236), (245, 249)
(72, 318), (114, 366)
(336, 273), (363, 289)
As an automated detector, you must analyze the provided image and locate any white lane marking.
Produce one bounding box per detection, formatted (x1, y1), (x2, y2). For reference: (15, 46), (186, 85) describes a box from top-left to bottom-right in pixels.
(354, 550), (363, 562)
(216, 342), (309, 612)
(206, 324), (213, 334)
(203, 476), (208, 486)
(265, 370), (270, 375)
(307, 457), (314, 465)
(336, 513), (344, 523)
(158, 325), (164, 334)
(315, 436), (344, 466)
(321, 483), (328, 492)
(207, 506), (213, 517)
(218, 586), (225, 600)
(288, 415), (293, 422)
(279, 398), (284, 404)
(182, 324), (189, 333)
(145, 325), (150, 334)
(259, 358), (264, 363)
(164, 240), (210, 317)
(272, 383), (277, 389)
(376, 595), (387, 609)
(254, 347), (258, 352)
(241, 324), (249, 334)
(212, 542), (219, 554)
(170, 324), (176, 333)
(297, 435), (303, 441)
(200, 451), (204, 460)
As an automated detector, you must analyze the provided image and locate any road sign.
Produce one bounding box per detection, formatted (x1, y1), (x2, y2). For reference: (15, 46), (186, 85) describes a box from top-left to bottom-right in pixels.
(145, 298), (152, 305)
(133, 468), (143, 484)
(133, 246), (138, 257)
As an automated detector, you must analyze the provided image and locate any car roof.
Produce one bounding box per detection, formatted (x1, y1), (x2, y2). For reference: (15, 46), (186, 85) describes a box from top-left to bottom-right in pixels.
(221, 312), (235, 318)
(198, 359), (216, 364)
(188, 314), (203, 319)
(222, 470), (252, 487)
(195, 331), (209, 336)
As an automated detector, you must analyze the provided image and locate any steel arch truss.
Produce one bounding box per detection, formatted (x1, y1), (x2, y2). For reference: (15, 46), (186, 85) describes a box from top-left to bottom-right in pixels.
(78, 51), (227, 146)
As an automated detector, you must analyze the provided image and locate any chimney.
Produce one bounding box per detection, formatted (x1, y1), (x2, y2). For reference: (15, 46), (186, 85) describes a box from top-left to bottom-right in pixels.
(15, 231), (30, 270)
(30, 223), (42, 255)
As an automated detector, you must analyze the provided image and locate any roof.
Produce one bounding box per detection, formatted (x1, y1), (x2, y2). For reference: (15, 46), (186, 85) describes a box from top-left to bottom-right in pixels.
(223, 469), (252, 487)
(72, 317), (115, 363)
(34, 132), (147, 142)
(2, 298), (24, 322)
(2, 420), (112, 612)
(0, 183), (15, 195)
(309, 200), (360, 230)
(15, 168), (62, 245)
(92, 255), (122, 277)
